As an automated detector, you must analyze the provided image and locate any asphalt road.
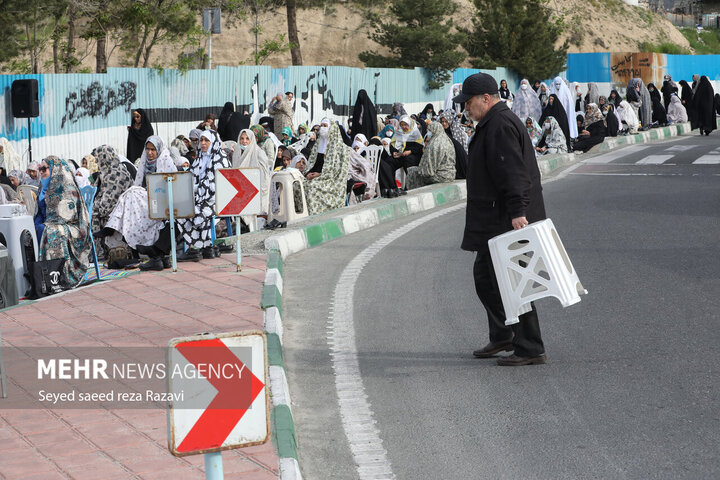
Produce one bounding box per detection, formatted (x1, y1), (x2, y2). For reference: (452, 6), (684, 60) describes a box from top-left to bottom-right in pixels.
(282, 134), (720, 480)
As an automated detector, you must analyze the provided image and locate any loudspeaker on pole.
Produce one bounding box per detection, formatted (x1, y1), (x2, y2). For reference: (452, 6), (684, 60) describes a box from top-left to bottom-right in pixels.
(11, 79), (40, 118)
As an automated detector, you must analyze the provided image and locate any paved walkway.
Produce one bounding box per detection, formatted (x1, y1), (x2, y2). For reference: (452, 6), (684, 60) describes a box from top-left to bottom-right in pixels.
(0, 254), (279, 480)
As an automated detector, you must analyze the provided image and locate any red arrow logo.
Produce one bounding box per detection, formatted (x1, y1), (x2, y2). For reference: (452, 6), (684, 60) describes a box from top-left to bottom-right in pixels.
(175, 339), (265, 453)
(218, 169), (259, 216)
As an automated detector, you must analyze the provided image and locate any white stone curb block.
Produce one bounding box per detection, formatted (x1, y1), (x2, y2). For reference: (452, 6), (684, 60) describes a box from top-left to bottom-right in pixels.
(405, 195), (422, 214)
(417, 192), (435, 210)
(280, 458), (303, 480)
(265, 229), (307, 259)
(264, 306), (284, 344)
(353, 208), (381, 232)
(269, 365), (292, 409)
(264, 268), (283, 295)
(457, 182), (468, 198)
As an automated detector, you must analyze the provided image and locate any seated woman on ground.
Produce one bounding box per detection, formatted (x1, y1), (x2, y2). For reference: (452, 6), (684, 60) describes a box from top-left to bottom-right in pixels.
(348, 136), (376, 203)
(89, 145), (134, 261)
(405, 122), (456, 190)
(573, 103), (607, 153)
(303, 122), (351, 215)
(37, 156), (92, 288)
(101, 136), (177, 270)
(535, 117), (568, 155)
(377, 115), (422, 197)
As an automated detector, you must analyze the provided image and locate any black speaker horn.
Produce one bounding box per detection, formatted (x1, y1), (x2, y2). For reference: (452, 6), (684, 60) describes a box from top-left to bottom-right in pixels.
(11, 79), (39, 118)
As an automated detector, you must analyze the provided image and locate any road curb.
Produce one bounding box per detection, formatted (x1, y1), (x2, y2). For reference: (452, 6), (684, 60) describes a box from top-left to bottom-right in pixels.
(264, 182), (468, 258)
(261, 251), (302, 479)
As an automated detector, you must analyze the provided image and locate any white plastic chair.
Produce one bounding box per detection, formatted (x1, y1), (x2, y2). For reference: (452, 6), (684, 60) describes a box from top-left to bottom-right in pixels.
(488, 218), (587, 325)
(364, 145), (383, 198)
(269, 169), (308, 224)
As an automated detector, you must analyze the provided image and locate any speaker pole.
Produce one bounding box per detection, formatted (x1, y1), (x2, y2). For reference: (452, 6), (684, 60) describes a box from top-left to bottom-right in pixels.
(27, 118), (32, 165)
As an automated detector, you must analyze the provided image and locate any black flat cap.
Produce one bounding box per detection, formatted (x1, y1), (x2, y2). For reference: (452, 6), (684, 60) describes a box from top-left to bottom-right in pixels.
(453, 73), (499, 103)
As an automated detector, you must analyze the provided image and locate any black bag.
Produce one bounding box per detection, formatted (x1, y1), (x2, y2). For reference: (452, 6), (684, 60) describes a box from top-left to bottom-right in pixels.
(27, 258), (65, 299)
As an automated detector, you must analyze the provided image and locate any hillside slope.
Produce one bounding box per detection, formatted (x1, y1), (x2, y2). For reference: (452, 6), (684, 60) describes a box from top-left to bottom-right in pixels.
(2, 0), (692, 73)
(203, 0), (691, 69)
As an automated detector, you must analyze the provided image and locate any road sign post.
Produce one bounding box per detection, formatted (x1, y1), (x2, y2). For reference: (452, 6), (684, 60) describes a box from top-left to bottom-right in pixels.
(147, 172), (194, 272)
(167, 175), (178, 272)
(167, 331), (268, 476)
(215, 168), (261, 272)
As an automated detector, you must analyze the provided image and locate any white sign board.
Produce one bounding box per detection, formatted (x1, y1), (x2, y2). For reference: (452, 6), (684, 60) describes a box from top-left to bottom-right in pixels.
(167, 331), (268, 456)
(215, 168), (261, 217)
(147, 172), (195, 220)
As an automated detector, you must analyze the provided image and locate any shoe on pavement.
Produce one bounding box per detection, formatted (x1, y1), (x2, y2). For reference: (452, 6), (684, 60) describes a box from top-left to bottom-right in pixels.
(177, 249), (201, 262)
(472, 340), (513, 358)
(201, 247), (215, 259)
(218, 243), (234, 253)
(138, 257), (164, 271)
(496, 354), (547, 366)
(162, 256), (171, 269)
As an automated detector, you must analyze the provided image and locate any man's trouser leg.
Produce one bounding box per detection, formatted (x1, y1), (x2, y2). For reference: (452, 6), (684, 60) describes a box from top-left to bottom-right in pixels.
(473, 249), (545, 357)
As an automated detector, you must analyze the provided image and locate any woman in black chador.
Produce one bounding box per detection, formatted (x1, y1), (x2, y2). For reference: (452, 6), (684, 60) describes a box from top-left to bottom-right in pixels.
(690, 76), (716, 136)
(126, 108), (154, 163)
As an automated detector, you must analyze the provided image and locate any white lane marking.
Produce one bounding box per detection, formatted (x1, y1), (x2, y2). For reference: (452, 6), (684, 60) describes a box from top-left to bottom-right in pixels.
(636, 155), (675, 165)
(329, 203), (465, 480)
(664, 144), (698, 152)
(585, 145), (652, 164)
(693, 155), (720, 164)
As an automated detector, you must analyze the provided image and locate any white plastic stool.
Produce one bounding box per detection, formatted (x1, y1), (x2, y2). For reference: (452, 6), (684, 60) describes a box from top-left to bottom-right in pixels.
(0, 210), (38, 298)
(488, 218), (587, 325)
(270, 170), (308, 224)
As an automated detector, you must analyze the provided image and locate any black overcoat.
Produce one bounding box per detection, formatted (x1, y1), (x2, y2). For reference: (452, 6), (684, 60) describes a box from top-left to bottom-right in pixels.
(461, 102), (546, 252)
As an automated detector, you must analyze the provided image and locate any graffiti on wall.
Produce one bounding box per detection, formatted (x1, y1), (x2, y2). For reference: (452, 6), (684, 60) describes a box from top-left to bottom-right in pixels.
(61, 81), (137, 128)
(610, 52), (665, 86)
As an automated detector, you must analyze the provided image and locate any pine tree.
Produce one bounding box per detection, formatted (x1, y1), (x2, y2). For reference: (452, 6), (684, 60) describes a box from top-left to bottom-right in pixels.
(359, 0), (466, 90)
(465, 0), (568, 81)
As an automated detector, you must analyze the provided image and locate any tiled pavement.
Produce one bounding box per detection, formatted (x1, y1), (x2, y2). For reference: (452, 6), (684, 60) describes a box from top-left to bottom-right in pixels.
(0, 253), (279, 480)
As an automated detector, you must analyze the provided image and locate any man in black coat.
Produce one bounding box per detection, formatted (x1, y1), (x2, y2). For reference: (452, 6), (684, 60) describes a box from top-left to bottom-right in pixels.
(454, 73), (547, 366)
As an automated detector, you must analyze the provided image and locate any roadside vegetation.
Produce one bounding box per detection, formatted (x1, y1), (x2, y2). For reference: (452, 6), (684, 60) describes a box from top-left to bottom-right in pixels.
(679, 27), (720, 54)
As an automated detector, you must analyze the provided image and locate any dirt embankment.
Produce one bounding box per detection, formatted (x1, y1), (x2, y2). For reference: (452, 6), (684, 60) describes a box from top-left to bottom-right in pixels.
(204, 0), (691, 68)
(11, 0), (693, 72)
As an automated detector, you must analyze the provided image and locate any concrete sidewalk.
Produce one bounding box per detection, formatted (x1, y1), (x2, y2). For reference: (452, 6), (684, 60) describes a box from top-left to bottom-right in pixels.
(0, 254), (278, 480)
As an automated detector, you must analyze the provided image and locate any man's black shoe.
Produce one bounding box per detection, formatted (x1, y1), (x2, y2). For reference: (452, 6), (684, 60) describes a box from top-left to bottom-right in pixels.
(496, 354), (547, 366)
(395, 188), (407, 196)
(139, 257), (164, 271)
(473, 340), (513, 358)
(201, 247), (215, 259)
(162, 256), (171, 269)
(177, 249), (201, 262)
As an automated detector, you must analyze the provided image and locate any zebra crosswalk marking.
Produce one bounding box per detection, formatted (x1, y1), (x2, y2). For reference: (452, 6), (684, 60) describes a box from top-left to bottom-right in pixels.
(636, 155), (675, 165)
(692, 155), (720, 165)
(585, 145), (651, 164)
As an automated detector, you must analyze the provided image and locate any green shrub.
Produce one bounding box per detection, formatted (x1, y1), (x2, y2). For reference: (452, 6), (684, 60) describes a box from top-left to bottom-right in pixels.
(638, 41), (691, 55)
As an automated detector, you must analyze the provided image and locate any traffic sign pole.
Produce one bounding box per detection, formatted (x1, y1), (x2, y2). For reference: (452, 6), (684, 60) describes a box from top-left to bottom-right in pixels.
(167, 175), (178, 272)
(204, 451), (224, 479)
(235, 215), (242, 272)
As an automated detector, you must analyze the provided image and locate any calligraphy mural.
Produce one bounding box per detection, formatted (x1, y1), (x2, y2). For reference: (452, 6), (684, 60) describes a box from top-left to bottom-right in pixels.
(61, 81), (137, 128)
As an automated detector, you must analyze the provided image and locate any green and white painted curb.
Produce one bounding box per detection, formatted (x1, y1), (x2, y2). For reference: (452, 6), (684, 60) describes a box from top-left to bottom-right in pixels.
(258, 118), (714, 478)
(260, 250), (302, 480)
(264, 182), (468, 258)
